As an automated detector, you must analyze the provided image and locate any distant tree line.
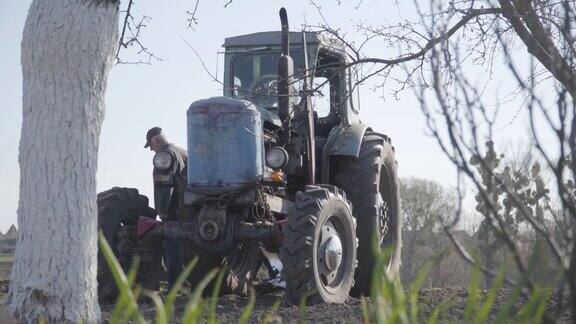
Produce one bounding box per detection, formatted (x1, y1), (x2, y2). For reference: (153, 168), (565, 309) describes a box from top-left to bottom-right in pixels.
(400, 146), (559, 290)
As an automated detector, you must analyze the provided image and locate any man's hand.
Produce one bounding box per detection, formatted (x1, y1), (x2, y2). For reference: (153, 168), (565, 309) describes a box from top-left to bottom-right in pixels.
(158, 213), (168, 221)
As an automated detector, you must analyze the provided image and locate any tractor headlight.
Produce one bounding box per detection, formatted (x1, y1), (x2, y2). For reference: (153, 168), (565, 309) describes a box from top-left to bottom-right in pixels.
(153, 152), (173, 171)
(266, 146), (289, 169)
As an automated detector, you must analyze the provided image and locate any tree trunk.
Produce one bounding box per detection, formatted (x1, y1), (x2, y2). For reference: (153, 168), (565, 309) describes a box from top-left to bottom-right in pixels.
(5, 0), (118, 322)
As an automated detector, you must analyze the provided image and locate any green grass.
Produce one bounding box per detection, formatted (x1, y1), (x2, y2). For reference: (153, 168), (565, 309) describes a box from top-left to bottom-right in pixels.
(365, 237), (554, 324)
(98, 232), (555, 323)
(99, 231), (228, 323)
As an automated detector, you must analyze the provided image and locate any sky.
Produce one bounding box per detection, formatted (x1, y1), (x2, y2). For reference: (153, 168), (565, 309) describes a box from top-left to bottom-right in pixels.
(0, 0), (538, 232)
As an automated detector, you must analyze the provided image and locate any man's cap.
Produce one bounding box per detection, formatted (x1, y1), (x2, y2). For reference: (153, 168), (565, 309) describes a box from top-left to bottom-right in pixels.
(144, 127), (162, 148)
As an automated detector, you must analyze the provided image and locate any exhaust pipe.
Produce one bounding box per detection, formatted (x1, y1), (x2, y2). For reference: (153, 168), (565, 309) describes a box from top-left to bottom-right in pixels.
(280, 8), (290, 56)
(277, 7), (294, 142)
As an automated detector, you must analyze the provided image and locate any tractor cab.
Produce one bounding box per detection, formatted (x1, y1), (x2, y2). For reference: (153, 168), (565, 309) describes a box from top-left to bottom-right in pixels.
(222, 31), (361, 135)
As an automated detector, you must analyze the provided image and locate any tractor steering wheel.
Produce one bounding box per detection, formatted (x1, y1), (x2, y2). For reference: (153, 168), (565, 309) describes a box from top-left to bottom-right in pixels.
(248, 74), (279, 108)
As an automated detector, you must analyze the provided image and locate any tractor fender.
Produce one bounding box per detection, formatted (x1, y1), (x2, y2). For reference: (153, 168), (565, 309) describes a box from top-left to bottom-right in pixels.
(321, 122), (370, 183)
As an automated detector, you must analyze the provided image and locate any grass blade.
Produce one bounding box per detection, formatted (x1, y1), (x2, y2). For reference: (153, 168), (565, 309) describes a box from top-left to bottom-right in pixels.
(165, 257), (199, 319)
(99, 231), (146, 324)
(464, 265), (482, 322)
(262, 298), (282, 324)
(181, 269), (219, 324)
(493, 283), (522, 324)
(409, 262), (432, 324)
(534, 286), (554, 323)
(427, 294), (455, 324)
(208, 268), (226, 324)
(239, 287), (256, 324)
(143, 290), (168, 324)
(360, 296), (370, 324)
(474, 266), (506, 324)
(518, 285), (554, 323)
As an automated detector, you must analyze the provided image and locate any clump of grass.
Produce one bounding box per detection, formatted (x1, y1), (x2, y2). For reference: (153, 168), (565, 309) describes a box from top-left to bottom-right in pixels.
(99, 231), (146, 323)
(99, 231), (228, 323)
(101, 230), (555, 323)
(366, 237), (555, 323)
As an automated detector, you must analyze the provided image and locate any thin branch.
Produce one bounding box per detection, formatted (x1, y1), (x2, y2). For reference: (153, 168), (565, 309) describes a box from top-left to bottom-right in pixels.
(348, 7), (502, 67)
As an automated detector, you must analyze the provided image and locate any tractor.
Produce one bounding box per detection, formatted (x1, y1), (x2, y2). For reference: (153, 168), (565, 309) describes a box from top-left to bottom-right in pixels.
(97, 8), (401, 305)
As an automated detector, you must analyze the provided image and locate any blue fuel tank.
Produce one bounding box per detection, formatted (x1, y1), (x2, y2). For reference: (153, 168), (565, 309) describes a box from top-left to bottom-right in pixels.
(187, 97), (264, 194)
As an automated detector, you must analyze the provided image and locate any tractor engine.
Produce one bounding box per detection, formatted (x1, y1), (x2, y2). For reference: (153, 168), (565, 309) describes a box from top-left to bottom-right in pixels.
(152, 96), (281, 255)
(187, 96), (265, 194)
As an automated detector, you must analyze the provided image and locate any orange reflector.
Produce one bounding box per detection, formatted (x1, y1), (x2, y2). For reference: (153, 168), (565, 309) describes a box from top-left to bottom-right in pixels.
(271, 170), (285, 183)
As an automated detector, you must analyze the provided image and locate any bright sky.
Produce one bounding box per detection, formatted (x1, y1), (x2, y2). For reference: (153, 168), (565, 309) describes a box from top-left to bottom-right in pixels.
(0, 0), (536, 232)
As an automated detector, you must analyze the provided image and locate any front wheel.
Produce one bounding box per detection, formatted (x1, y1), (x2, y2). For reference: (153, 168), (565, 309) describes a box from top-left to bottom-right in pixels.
(280, 185), (357, 304)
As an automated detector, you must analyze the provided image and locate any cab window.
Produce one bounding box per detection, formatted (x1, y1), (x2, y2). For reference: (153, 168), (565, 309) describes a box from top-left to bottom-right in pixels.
(313, 50), (343, 134)
(231, 51), (304, 110)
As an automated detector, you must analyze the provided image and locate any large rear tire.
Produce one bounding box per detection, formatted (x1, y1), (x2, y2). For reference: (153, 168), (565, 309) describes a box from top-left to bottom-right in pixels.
(280, 185), (357, 304)
(97, 187), (163, 303)
(333, 132), (402, 296)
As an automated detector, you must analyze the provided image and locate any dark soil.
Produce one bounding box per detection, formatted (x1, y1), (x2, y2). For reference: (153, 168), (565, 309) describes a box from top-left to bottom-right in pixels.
(1, 280), (572, 323)
(100, 289), (365, 323)
(98, 283), (571, 323)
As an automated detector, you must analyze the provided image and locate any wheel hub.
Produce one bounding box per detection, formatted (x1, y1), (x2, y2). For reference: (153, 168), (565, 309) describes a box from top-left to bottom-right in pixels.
(324, 236), (343, 271)
(318, 220), (345, 285)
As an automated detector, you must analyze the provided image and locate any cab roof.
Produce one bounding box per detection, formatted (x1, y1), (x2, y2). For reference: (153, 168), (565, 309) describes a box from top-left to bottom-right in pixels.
(223, 31), (346, 52)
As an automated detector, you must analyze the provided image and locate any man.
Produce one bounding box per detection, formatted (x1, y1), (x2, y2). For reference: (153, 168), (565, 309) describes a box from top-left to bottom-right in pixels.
(145, 126), (187, 289)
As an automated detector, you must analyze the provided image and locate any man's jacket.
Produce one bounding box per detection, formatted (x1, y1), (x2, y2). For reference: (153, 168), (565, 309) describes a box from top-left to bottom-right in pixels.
(153, 143), (187, 220)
